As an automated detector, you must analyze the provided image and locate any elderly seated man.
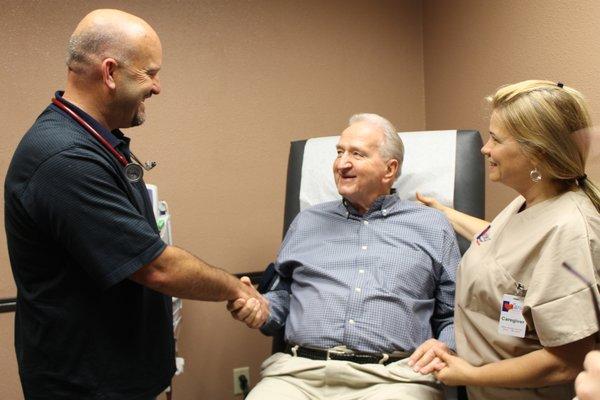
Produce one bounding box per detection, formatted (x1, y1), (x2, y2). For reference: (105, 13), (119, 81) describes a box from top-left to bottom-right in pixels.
(229, 113), (460, 400)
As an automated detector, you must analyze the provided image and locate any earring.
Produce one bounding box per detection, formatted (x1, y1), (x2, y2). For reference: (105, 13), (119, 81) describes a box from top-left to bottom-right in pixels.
(530, 168), (542, 183)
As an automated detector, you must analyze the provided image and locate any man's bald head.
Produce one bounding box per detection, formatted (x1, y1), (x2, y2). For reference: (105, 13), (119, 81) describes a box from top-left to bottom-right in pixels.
(62, 9), (162, 130)
(66, 9), (159, 74)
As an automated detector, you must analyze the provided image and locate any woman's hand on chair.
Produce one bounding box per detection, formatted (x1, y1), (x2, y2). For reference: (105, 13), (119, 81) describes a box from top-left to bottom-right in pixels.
(416, 192), (445, 213)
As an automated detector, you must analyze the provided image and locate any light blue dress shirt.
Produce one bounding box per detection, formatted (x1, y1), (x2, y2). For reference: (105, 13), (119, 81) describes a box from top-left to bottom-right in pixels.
(261, 194), (460, 353)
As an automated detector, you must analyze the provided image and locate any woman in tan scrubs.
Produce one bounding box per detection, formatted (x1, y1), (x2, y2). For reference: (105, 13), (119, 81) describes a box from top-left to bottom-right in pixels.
(415, 80), (600, 400)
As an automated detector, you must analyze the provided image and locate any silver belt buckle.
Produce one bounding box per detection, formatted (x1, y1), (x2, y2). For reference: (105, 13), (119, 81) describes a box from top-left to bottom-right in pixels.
(378, 353), (390, 364)
(326, 345), (352, 361)
(290, 344), (299, 357)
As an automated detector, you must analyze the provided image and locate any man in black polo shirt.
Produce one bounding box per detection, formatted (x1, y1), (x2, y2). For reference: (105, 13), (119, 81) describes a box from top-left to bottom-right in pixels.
(4, 9), (266, 400)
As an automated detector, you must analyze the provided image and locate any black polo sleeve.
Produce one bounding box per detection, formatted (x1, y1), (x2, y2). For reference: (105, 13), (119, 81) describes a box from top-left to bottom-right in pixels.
(19, 146), (166, 290)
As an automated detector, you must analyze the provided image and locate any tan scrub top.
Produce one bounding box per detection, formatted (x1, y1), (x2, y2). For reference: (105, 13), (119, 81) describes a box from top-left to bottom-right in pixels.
(455, 190), (600, 400)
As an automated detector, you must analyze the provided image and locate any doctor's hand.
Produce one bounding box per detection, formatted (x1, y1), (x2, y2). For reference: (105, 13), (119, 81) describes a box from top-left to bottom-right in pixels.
(227, 276), (270, 329)
(432, 347), (477, 386)
(234, 275), (269, 312)
(575, 351), (600, 400)
(408, 338), (450, 375)
(416, 192), (445, 213)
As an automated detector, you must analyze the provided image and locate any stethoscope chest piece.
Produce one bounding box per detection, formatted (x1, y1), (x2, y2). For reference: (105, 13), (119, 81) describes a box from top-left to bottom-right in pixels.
(125, 163), (144, 183)
(50, 97), (157, 184)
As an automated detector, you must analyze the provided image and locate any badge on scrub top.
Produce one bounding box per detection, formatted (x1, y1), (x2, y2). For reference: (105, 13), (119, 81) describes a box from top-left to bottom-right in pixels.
(498, 294), (526, 338)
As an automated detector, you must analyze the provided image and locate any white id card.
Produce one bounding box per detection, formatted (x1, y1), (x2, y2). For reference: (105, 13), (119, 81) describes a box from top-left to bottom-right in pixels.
(498, 294), (526, 338)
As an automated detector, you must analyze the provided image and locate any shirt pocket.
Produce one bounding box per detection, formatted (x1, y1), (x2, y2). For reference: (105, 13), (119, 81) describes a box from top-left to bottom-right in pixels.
(375, 248), (436, 298)
(461, 255), (519, 318)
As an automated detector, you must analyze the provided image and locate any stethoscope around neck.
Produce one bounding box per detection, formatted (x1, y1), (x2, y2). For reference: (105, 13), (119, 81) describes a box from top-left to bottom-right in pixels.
(51, 97), (157, 183)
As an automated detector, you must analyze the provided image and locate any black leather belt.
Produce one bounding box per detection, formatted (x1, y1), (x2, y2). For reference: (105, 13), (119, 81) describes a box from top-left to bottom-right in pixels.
(284, 344), (410, 366)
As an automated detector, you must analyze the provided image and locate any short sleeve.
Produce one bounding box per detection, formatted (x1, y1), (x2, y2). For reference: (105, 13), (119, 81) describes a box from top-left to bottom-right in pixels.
(525, 218), (599, 347)
(20, 148), (165, 289)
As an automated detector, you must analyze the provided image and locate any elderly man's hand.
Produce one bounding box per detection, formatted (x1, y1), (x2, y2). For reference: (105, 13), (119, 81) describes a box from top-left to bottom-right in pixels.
(575, 350), (600, 400)
(227, 276), (270, 329)
(408, 338), (451, 374)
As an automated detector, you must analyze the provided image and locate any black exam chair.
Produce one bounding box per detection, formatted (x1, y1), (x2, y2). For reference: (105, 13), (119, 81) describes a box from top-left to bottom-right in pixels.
(260, 129), (484, 400)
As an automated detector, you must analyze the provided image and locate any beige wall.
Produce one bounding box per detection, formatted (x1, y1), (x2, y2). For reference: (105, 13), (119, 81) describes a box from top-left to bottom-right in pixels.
(0, 1), (424, 399)
(423, 0), (600, 218)
(4, 0), (600, 398)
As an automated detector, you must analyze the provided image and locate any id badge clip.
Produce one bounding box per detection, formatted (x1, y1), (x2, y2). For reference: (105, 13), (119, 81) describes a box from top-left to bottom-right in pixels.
(498, 283), (527, 338)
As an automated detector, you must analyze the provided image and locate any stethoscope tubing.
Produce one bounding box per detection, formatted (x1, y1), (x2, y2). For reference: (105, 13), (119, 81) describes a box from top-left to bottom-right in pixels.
(51, 97), (151, 182)
(51, 97), (129, 167)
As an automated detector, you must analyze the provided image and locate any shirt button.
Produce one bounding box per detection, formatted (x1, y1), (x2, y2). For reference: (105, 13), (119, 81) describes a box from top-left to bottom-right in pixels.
(382, 209), (387, 215)
(361, 245), (368, 250)
(349, 319), (355, 324)
(363, 220), (369, 225)
(359, 269), (365, 274)
(355, 287), (361, 292)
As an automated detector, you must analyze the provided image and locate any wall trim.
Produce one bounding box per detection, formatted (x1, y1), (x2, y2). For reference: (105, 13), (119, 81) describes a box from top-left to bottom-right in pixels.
(0, 298), (16, 313)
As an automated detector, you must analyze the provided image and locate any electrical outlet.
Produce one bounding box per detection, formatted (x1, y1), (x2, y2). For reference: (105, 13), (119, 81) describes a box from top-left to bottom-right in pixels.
(233, 366), (250, 395)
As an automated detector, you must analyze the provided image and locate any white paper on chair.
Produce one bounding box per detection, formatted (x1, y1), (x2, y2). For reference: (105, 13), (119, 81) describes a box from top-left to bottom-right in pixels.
(299, 130), (457, 211)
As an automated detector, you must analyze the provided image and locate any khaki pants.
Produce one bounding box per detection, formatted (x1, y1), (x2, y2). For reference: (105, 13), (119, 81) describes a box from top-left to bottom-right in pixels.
(247, 353), (443, 400)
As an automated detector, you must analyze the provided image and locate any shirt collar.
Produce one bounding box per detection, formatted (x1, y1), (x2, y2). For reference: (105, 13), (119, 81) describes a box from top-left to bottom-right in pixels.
(341, 189), (399, 218)
(52, 91), (128, 151)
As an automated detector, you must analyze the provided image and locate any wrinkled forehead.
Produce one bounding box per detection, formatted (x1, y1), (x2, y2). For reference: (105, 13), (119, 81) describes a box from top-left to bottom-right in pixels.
(338, 121), (385, 149)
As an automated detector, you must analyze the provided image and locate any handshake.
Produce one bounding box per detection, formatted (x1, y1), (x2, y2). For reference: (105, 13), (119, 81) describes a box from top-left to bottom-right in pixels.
(226, 276), (270, 329)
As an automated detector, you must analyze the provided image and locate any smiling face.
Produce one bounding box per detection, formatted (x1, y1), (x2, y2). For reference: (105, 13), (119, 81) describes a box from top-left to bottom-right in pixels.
(333, 121), (397, 214)
(482, 111), (537, 194)
(112, 32), (162, 128)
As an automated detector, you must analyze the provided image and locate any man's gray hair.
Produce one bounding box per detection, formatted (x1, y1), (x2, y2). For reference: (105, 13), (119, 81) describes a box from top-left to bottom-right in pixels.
(349, 113), (404, 179)
(66, 29), (127, 71)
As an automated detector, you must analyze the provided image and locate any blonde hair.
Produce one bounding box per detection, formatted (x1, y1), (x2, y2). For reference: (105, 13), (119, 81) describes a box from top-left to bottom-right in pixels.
(488, 80), (600, 212)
